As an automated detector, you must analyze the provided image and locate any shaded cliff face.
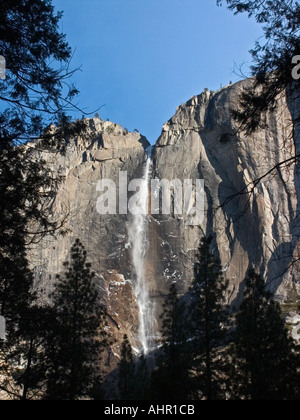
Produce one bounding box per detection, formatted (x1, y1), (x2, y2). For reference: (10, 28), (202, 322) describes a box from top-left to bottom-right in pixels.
(29, 119), (151, 361)
(29, 80), (300, 365)
(152, 80), (299, 305)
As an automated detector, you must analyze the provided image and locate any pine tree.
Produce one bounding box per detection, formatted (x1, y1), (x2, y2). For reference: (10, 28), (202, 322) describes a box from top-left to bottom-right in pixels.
(118, 334), (135, 400)
(217, 0), (300, 134)
(45, 239), (108, 400)
(2, 306), (56, 400)
(0, 260), (56, 400)
(133, 354), (150, 400)
(0, 1), (88, 397)
(189, 236), (229, 400)
(231, 269), (299, 400)
(150, 282), (190, 400)
(0, 246), (36, 398)
(0, 0), (83, 146)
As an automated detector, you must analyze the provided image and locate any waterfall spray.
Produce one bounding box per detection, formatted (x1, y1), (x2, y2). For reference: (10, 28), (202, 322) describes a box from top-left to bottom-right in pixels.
(128, 148), (154, 355)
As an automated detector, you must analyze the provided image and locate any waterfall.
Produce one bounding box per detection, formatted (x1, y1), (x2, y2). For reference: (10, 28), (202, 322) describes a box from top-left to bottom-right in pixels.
(128, 149), (154, 355)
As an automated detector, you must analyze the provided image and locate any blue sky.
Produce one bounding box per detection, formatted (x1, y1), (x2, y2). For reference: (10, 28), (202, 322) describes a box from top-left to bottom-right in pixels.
(53, 0), (263, 144)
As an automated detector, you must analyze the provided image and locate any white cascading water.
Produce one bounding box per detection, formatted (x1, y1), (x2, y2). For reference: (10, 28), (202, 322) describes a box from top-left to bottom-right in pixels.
(128, 150), (154, 355)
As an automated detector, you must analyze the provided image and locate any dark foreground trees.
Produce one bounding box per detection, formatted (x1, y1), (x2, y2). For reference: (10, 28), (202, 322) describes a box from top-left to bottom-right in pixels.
(0, 0), (80, 146)
(0, 0), (89, 399)
(0, 282), (50, 399)
(217, 0), (300, 134)
(117, 334), (150, 400)
(231, 269), (299, 400)
(0, 0), (88, 345)
(150, 283), (190, 400)
(188, 236), (230, 400)
(45, 239), (108, 400)
(152, 237), (299, 400)
(0, 1), (95, 400)
(0, 239), (108, 400)
(118, 334), (135, 400)
(151, 236), (230, 400)
(1, 234), (297, 400)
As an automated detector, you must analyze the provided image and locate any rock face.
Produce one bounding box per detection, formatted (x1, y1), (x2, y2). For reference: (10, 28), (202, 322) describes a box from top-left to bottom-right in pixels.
(29, 119), (151, 363)
(152, 80), (299, 305)
(29, 80), (300, 365)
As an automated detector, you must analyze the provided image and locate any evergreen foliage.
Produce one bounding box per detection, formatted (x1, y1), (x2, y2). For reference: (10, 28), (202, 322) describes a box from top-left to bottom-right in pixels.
(45, 239), (108, 400)
(150, 283), (190, 400)
(188, 236), (230, 400)
(231, 269), (299, 400)
(118, 334), (135, 400)
(217, 0), (300, 133)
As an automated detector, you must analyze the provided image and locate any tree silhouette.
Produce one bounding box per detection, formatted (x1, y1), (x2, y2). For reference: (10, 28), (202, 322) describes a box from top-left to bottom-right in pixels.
(0, 0), (85, 146)
(189, 236), (229, 400)
(0, 244), (39, 399)
(133, 354), (150, 400)
(0, 2), (89, 398)
(0, 306), (57, 400)
(231, 269), (299, 400)
(215, 0), (300, 290)
(150, 283), (190, 400)
(118, 334), (135, 400)
(217, 0), (300, 134)
(45, 239), (108, 400)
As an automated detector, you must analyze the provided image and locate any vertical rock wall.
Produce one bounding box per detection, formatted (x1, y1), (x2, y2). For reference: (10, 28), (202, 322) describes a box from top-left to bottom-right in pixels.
(28, 80), (300, 366)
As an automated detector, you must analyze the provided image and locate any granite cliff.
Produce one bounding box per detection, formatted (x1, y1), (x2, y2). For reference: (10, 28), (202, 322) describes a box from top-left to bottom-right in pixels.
(28, 79), (300, 364)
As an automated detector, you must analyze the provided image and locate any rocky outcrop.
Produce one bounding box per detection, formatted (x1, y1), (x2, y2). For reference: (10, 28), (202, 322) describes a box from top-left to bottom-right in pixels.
(29, 119), (150, 365)
(152, 80), (299, 306)
(28, 80), (300, 365)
